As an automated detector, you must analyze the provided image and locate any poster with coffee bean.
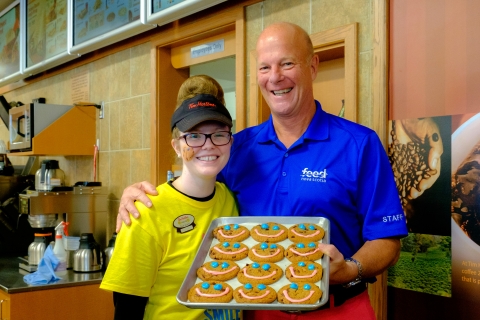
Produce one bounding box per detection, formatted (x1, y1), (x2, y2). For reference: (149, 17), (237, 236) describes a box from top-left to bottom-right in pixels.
(387, 116), (452, 298)
(388, 116), (452, 236)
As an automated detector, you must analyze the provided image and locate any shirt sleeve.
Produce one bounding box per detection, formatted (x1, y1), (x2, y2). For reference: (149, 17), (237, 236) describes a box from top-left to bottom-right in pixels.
(358, 132), (408, 241)
(100, 214), (162, 297)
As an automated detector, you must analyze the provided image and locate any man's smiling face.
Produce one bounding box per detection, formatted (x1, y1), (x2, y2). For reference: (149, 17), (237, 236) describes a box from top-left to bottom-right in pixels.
(255, 23), (318, 120)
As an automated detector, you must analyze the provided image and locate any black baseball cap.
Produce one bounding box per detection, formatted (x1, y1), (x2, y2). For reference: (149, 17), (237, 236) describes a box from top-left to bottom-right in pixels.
(170, 94), (233, 132)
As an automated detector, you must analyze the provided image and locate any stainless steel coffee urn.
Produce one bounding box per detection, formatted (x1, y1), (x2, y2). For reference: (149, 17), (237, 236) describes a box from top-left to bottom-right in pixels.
(19, 183), (108, 266)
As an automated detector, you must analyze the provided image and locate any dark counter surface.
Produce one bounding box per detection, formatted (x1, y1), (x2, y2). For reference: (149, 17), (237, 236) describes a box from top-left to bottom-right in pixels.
(0, 255), (104, 294)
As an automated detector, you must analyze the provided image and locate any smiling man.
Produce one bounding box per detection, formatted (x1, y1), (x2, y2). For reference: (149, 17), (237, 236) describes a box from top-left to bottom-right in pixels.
(118, 22), (407, 320)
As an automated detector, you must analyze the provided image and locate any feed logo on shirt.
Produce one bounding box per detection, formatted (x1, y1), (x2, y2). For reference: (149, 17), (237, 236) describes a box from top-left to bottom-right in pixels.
(300, 168), (327, 183)
(173, 214), (196, 233)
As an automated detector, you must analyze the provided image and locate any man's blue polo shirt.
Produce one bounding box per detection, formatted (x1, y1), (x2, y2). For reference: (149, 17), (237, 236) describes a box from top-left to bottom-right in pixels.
(218, 101), (407, 257)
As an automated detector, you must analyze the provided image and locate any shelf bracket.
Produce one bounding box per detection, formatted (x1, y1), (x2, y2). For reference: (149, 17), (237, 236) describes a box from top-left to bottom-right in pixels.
(73, 101), (104, 119)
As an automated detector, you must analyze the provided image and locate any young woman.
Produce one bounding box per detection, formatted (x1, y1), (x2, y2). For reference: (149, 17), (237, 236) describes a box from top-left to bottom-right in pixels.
(101, 75), (241, 320)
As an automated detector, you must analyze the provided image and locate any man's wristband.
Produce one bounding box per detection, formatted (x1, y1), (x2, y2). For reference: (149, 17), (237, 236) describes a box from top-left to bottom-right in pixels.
(343, 257), (363, 288)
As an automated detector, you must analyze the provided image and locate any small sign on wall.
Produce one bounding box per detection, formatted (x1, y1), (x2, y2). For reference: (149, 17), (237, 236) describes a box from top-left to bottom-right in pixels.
(190, 39), (224, 59)
(71, 70), (90, 103)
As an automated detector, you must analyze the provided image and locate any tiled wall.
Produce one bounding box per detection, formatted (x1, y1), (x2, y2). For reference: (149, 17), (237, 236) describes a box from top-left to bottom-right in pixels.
(0, 0), (374, 242)
(0, 42), (152, 241)
(245, 0), (374, 127)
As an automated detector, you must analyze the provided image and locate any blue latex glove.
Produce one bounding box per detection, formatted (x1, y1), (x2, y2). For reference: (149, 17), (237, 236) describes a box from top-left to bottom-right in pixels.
(23, 246), (62, 285)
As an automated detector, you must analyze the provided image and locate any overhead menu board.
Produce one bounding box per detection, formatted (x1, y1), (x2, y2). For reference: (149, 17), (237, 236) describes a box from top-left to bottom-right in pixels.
(145, 0), (227, 26)
(152, 0), (186, 13)
(24, 0), (73, 75)
(74, 0), (140, 45)
(0, 1), (22, 84)
(70, 0), (154, 55)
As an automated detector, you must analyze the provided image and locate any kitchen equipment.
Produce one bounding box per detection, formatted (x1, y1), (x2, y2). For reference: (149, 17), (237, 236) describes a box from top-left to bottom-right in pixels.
(35, 159), (65, 191)
(104, 232), (117, 269)
(8, 100), (73, 152)
(27, 233), (53, 266)
(0, 94), (11, 129)
(19, 183), (108, 248)
(73, 233), (103, 272)
(65, 235), (81, 269)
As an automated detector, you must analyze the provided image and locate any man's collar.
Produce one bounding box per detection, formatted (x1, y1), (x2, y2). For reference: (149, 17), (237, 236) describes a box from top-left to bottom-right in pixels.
(257, 100), (329, 144)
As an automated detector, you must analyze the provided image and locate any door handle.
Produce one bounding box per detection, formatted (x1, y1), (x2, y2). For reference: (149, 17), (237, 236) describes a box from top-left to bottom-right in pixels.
(16, 115), (25, 138)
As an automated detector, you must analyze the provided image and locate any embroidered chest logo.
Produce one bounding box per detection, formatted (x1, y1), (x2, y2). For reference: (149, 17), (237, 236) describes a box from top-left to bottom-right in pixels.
(300, 168), (327, 183)
(173, 214), (196, 233)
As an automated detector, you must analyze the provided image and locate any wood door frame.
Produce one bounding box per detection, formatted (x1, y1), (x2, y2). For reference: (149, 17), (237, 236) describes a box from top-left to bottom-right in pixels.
(249, 23), (358, 125)
(149, 5), (248, 185)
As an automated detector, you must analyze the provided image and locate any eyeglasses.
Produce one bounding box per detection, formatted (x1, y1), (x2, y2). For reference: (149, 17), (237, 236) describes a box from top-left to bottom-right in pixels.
(178, 131), (232, 147)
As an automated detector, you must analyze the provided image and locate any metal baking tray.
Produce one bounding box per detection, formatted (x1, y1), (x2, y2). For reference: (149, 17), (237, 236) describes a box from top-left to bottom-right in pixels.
(177, 216), (330, 311)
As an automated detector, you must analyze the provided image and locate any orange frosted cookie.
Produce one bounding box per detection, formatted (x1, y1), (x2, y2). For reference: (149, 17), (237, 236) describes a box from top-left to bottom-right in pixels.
(250, 222), (288, 243)
(197, 260), (240, 281)
(237, 262), (283, 285)
(284, 242), (324, 262)
(209, 242), (249, 261)
(248, 242), (285, 263)
(213, 224), (250, 242)
(277, 282), (322, 304)
(288, 223), (325, 243)
(188, 281), (233, 303)
(233, 283), (277, 304)
(285, 261), (323, 283)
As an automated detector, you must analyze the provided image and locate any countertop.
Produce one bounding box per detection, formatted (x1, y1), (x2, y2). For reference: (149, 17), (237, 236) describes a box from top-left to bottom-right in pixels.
(0, 255), (104, 294)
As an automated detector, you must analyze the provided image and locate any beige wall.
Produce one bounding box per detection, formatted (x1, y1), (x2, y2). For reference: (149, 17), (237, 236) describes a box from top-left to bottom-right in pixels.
(245, 0), (374, 127)
(0, 0), (376, 240)
(0, 42), (152, 239)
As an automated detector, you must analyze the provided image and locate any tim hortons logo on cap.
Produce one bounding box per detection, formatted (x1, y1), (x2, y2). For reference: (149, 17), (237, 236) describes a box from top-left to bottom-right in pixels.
(189, 101), (216, 109)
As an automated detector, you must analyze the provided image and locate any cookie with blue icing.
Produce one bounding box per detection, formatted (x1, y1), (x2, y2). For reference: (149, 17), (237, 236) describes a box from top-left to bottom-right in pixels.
(197, 260), (240, 281)
(213, 223), (250, 242)
(288, 223), (325, 243)
(285, 261), (323, 283)
(248, 242), (285, 263)
(237, 262), (283, 285)
(284, 242), (324, 262)
(277, 282), (322, 304)
(188, 281), (233, 303)
(250, 222), (288, 243)
(233, 283), (277, 303)
(209, 241), (249, 261)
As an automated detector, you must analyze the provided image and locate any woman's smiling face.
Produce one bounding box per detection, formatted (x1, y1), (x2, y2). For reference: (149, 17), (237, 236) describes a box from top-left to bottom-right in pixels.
(173, 121), (232, 180)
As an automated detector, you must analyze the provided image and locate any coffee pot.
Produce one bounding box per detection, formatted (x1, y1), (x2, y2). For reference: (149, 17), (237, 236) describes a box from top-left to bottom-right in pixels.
(104, 232), (117, 269)
(35, 160), (65, 191)
(28, 233), (53, 265)
(73, 233), (103, 272)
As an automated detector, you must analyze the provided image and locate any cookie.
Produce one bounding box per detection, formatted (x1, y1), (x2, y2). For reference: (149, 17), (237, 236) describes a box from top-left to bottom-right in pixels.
(277, 282), (322, 304)
(288, 223), (325, 243)
(233, 283), (277, 304)
(248, 242), (285, 263)
(237, 262), (283, 285)
(197, 260), (240, 281)
(284, 242), (324, 262)
(209, 242), (249, 261)
(250, 222), (288, 243)
(188, 281), (233, 303)
(213, 224), (250, 242)
(285, 261), (323, 283)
